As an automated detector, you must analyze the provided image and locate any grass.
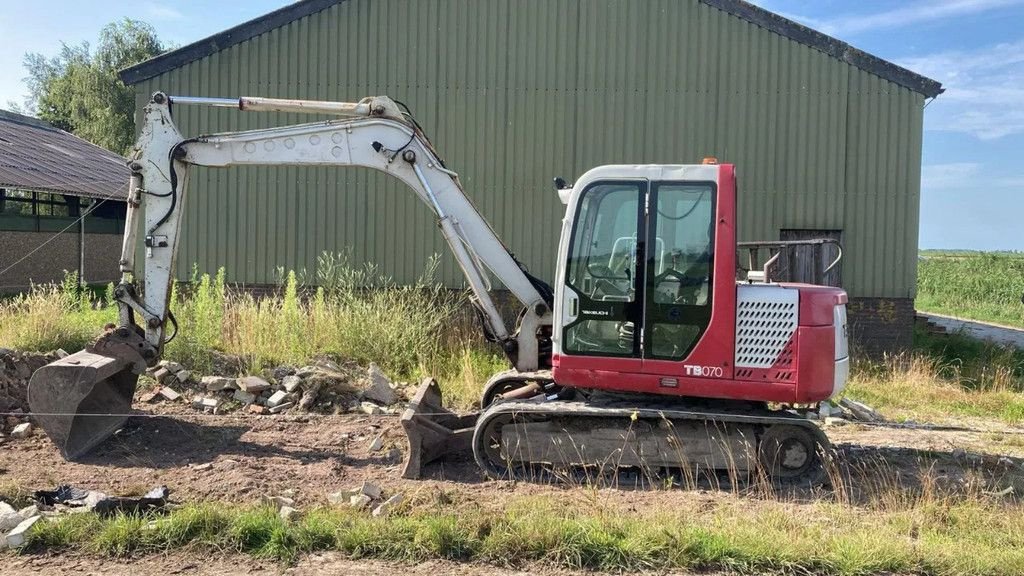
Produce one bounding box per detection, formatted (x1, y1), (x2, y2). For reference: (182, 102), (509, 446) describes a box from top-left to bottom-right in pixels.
(844, 327), (1024, 424)
(0, 256), (504, 409)
(13, 490), (1024, 575)
(917, 250), (1024, 328)
(3, 254), (1024, 417)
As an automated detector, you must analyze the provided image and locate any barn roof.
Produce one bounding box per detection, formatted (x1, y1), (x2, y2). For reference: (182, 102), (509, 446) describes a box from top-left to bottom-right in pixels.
(119, 0), (942, 98)
(0, 110), (130, 201)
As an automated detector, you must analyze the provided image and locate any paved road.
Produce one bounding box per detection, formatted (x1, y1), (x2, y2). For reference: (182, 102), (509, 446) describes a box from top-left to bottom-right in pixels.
(918, 311), (1024, 350)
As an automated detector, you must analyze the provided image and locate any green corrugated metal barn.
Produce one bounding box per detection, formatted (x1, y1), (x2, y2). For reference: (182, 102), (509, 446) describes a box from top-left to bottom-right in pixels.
(120, 0), (941, 352)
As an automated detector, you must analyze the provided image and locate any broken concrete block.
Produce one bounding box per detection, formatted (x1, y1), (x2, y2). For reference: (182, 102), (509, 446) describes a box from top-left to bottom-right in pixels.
(176, 370), (192, 383)
(299, 380), (322, 411)
(267, 390), (290, 408)
(237, 376), (271, 393)
(282, 375), (302, 393)
(159, 360), (184, 374)
(4, 515), (41, 548)
(158, 387), (181, 401)
(233, 389), (257, 405)
(360, 402), (385, 416)
(56, 348), (69, 358)
(358, 481), (381, 500)
(279, 506), (301, 522)
(11, 422), (32, 439)
(296, 365), (318, 378)
(368, 434), (384, 452)
(17, 505), (38, 519)
(269, 402), (293, 414)
(193, 462), (213, 471)
(0, 502), (22, 531)
(202, 376), (237, 391)
(153, 367), (172, 383)
(372, 493), (403, 517)
(824, 417), (848, 427)
(361, 363), (398, 405)
(261, 495), (295, 510)
(349, 494), (372, 509)
(840, 399), (882, 422)
(198, 397), (221, 412)
(248, 404), (268, 415)
(328, 490), (357, 505)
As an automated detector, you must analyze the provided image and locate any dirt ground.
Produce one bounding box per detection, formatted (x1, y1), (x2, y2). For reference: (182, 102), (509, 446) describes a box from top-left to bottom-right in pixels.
(3, 552), (615, 576)
(1, 401), (1023, 573)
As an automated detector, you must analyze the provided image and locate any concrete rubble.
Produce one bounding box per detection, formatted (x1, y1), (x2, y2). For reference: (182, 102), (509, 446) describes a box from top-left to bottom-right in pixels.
(839, 398), (884, 422)
(114, 356), (408, 419)
(10, 422), (32, 439)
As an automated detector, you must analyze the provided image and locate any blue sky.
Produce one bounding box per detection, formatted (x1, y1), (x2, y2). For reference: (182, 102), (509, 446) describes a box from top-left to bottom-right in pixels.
(1, 0), (1021, 251)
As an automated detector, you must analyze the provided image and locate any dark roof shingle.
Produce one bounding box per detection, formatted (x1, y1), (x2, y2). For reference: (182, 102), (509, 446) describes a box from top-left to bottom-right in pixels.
(0, 110), (130, 200)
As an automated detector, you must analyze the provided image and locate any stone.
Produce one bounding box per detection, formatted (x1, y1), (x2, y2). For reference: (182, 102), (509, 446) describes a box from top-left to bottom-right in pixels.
(202, 376), (237, 391)
(328, 490), (358, 505)
(262, 495), (295, 510)
(139, 391), (160, 403)
(298, 380), (322, 411)
(349, 494), (372, 509)
(176, 370), (192, 383)
(10, 422), (32, 439)
(198, 397), (221, 412)
(357, 481), (381, 500)
(193, 462), (213, 471)
(248, 404), (268, 415)
(824, 417), (848, 427)
(233, 389), (257, 405)
(279, 506), (301, 522)
(267, 390), (290, 408)
(269, 402), (294, 414)
(360, 402), (385, 416)
(372, 493), (404, 517)
(237, 376), (272, 393)
(361, 363), (398, 405)
(271, 365), (297, 381)
(296, 365), (318, 378)
(55, 348), (69, 358)
(0, 505), (22, 531)
(158, 387), (181, 401)
(159, 360), (185, 374)
(153, 367), (172, 384)
(17, 505), (38, 518)
(4, 515), (41, 548)
(840, 399), (883, 422)
(282, 375), (302, 393)
(368, 434), (384, 452)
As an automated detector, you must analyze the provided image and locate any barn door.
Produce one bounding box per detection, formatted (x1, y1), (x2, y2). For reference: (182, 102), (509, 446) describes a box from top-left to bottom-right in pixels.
(779, 229), (842, 287)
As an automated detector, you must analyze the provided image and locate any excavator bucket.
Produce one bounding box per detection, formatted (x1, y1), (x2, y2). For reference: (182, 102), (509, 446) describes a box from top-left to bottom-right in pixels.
(400, 378), (478, 479)
(27, 349), (140, 460)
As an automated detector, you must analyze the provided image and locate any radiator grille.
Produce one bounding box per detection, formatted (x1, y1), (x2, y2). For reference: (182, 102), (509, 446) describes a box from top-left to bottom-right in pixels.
(735, 286), (799, 368)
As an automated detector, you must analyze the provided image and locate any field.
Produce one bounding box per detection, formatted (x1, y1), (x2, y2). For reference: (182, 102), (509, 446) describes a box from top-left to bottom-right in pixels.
(2, 259), (1024, 574)
(917, 250), (1024, 328)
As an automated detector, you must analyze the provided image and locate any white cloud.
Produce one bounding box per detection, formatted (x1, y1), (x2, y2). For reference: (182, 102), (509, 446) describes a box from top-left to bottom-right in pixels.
(897, 41), (1024, 140)
(145, 4), (185, 21)
(749, 0), (1023, 36)
(921, 163), (982, 189)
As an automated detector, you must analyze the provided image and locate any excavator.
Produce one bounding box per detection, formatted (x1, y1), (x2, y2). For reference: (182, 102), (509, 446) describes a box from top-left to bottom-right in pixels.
(29, 92), (849, 484)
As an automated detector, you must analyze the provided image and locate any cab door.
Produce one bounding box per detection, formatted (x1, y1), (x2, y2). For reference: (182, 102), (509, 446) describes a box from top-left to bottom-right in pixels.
(560, 180), (646, 372)
(642, 181), (717, 366)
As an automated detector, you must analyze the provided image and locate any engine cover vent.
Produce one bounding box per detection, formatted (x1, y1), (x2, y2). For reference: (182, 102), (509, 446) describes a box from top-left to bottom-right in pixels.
(734, 285), (799, 369)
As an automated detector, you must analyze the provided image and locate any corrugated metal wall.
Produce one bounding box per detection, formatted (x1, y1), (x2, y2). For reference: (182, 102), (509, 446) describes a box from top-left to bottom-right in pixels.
(134, 0), (924, 298)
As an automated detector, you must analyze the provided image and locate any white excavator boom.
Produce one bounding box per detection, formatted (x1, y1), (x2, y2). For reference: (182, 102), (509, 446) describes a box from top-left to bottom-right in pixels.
(28, 92), (552, 460)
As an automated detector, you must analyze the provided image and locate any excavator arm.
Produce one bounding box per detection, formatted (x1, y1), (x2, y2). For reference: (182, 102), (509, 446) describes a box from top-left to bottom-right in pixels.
(29, 92), (552, 460)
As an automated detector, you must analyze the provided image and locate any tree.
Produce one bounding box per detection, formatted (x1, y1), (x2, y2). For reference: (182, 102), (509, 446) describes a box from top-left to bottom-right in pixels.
(22, 19), (165, 154)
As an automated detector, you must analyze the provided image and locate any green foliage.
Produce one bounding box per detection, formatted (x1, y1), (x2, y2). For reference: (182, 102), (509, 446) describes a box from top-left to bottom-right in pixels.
(917, 251), (1024, 328)
(21, 18), (165, 153)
